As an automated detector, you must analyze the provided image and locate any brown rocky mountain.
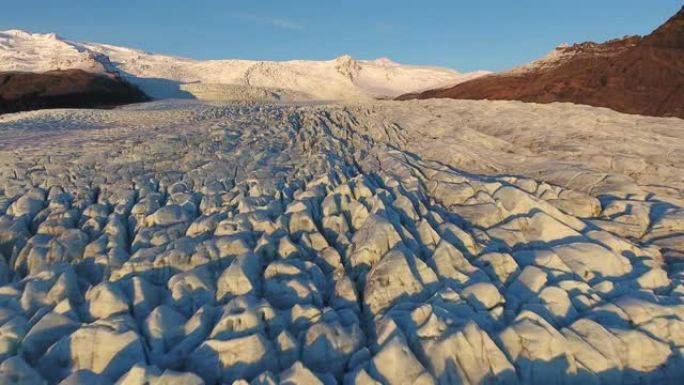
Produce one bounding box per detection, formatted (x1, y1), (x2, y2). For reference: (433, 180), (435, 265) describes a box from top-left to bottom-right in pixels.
(398, 6), (684, 119)
(0, 69), (148, 114)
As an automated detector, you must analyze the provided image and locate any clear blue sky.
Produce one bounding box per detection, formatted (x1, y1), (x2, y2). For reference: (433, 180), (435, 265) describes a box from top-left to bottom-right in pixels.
(1, 0), (681, 72)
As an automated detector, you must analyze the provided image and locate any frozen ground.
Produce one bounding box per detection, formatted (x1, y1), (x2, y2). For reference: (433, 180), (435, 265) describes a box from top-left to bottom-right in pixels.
(0, 99), (682, 384)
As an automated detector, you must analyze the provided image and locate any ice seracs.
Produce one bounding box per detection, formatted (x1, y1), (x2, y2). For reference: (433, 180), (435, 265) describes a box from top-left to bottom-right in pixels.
(0, 98), (681, 384)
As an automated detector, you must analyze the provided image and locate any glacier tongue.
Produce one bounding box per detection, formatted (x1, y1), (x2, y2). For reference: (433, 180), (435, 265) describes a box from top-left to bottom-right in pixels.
(0, 99), (681, 384)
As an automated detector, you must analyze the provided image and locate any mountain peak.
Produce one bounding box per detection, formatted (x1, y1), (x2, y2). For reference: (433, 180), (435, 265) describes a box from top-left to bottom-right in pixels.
(334, 55), (361, 79)
(372, 57), (397, 66)
(0, 29), (31, 36)
(0, 29), (61, 40)
(641, 5), (684, 48)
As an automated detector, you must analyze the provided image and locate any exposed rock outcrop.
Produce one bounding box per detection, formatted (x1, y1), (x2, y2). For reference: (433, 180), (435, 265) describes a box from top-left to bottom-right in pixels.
(0, 69), (148, 114)
(399, 6), (684, 118)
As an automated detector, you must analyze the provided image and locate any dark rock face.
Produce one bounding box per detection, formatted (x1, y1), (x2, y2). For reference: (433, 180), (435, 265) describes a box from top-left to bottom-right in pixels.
(0, 69), (149, 114)
(399, 6), (684, 119)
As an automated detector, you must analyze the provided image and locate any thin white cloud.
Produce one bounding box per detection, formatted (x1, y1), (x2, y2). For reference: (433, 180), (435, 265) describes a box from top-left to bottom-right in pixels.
(374, 21), (397, 34)
(230, 12), (304, 31)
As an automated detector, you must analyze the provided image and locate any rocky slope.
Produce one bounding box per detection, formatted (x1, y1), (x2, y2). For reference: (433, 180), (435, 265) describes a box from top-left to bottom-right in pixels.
(0, 69), (149, 114)
(0, 29), (486, 102)
(0, 99), (681, 384)
(399, 6), (684, 119)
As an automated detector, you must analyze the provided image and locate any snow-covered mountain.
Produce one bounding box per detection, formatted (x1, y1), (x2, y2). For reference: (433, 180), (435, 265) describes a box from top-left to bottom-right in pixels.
(0, 30), (115, 73)
(0, 29), (487, 101)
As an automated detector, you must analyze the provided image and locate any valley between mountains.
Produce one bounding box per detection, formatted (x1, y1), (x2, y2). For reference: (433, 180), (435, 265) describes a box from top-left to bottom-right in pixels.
(0, 5), (683, 385)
